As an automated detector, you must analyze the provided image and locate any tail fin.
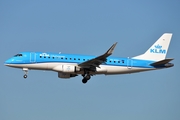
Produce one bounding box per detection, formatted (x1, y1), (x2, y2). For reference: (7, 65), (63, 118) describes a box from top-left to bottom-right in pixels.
(133, 33), (172, 61)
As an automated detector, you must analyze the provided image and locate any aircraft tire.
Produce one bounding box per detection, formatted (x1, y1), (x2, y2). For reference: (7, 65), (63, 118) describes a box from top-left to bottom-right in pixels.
(23, 75), (27, 78)
(82, 78), (88, 84)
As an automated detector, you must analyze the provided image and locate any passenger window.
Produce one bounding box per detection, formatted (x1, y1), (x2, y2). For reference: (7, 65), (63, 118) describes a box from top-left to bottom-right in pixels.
(83, 59), (85, 61)
(48, 56), (50, 58)
(110, 61), (111, 62)
(44, 56), (46, 58)
(70, 58), (72, 60)
(65, 58), (67, 60)
(118, 61), (120, 63)
(61, 57), (63, 59)
(114, 61), (116, 63)
(78, 58), (80, 60)
(74, 58), (76, 60)
(52, 57), (54, 59)
(122, 60), (124, 63)
(40, 56), (42, 58)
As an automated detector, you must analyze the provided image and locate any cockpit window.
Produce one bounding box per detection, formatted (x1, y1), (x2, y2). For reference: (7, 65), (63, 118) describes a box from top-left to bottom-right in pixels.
(14, 54), (23, 57)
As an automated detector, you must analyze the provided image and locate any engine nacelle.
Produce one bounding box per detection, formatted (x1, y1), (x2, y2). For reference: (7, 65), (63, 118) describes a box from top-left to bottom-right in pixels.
(58, 73), (77, 79)
(62, 65), (75, 72)
(53, 65), (80, 73)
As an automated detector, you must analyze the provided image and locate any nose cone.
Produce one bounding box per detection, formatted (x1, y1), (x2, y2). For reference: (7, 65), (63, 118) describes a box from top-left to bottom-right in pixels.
(4, 59), (13, 66)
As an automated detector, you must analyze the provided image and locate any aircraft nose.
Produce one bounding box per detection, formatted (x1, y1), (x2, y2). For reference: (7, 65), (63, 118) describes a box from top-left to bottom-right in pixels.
(4, 59), (12, 66)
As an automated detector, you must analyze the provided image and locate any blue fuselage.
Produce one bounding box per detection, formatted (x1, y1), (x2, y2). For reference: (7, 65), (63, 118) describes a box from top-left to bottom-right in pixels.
(5, 52), (156, 69)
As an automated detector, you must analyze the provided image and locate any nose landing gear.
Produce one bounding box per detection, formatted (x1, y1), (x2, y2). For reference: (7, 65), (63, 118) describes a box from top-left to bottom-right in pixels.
(23, 68), (28, 79)
(23, 74), (27, 78)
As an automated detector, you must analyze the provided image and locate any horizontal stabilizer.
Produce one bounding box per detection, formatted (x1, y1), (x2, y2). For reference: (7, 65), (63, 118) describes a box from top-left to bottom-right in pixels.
(150, 58), (174, 66)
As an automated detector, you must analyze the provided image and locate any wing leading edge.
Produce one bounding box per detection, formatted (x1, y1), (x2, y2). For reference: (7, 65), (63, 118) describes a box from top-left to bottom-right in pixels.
(78, 42), (117, 68)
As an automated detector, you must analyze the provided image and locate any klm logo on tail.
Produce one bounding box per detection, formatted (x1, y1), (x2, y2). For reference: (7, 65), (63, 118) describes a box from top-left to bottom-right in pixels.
(150, 44), (166, 54)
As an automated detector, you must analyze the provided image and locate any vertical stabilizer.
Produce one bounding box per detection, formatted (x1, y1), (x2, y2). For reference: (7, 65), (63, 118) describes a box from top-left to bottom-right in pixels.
(133, 33), (172, 61)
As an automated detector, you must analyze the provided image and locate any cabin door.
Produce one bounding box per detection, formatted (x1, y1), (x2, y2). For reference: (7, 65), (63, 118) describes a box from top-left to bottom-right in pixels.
(30, 52), (36, 63)
(127, 58), (132, 69)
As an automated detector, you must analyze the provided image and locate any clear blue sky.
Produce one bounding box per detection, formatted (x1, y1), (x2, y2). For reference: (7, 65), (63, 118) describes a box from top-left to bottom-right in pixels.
(0, 0), (180, 120)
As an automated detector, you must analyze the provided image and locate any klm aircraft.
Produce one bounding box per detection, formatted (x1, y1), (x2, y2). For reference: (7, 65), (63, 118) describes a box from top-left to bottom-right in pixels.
(5, 33), (174, 84)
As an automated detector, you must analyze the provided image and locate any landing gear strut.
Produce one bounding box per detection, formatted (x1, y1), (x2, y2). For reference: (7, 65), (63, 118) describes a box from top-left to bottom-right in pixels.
(23, 68), (28, 79)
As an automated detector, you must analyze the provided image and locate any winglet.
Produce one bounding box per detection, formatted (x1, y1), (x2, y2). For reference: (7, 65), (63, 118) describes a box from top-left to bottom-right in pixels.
(106, 42), (117, 55)
(78, 42), (118, 68)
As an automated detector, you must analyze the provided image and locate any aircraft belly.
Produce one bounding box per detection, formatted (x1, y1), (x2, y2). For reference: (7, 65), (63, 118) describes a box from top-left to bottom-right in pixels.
(130, 67), (156, 73)
(5, 64), (27, 69)
(104, 66), (155, 75)
(25, 63), (48, 70)
(47, 62), (78, 70)
(105, 66), (130, 74)
(20, 62), (78, 70)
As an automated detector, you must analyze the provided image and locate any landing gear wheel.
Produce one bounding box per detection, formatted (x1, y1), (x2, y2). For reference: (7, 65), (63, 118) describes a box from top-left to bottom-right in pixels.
(82, 78), (88, 84)
(82, 74), (91, 84)
(23, 74), (27, 78)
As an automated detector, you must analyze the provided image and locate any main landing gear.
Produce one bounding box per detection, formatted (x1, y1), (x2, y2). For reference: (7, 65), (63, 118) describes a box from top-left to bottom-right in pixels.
(82, 70), (91, 84)
(23, 68), (28, 79)
(82, 74), (91, 84)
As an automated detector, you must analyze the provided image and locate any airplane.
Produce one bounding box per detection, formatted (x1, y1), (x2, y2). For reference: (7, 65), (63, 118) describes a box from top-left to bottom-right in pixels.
(4, 33), (174, 84)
